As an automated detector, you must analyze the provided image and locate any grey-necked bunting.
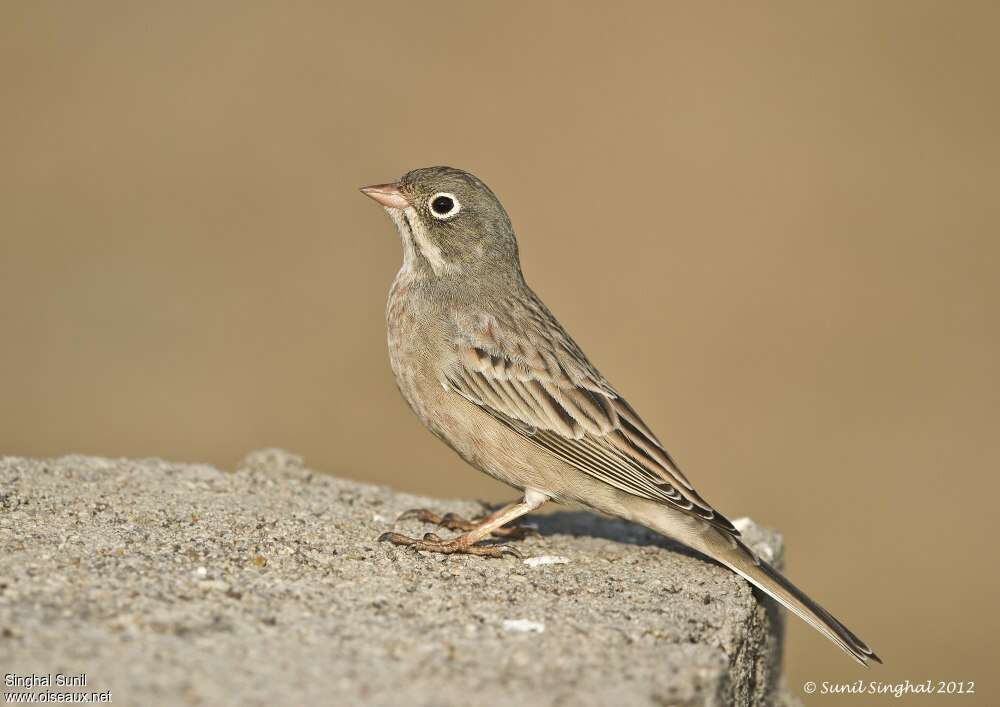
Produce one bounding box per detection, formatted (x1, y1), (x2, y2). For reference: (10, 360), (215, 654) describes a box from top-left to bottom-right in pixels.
(361, 167), (880, 666)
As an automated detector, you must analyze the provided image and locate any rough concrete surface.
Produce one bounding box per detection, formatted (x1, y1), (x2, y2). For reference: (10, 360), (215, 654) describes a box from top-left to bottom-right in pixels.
(0, 451), (802, 706)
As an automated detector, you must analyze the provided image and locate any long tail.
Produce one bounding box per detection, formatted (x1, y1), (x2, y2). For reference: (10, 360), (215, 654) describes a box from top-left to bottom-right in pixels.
(692, 524), (881, 666)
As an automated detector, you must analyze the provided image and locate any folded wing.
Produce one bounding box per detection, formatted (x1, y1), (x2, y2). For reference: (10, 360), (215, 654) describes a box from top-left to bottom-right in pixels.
(444, 294), (738, 536)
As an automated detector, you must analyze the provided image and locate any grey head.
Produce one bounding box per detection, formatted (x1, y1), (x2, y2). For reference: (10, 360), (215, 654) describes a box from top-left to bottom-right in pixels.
(361, 166), (522, 283)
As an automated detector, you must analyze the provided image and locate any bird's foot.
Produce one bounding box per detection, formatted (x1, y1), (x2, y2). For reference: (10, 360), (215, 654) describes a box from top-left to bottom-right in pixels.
(396, 507), (538, 540)
(378, 531), (522, 559)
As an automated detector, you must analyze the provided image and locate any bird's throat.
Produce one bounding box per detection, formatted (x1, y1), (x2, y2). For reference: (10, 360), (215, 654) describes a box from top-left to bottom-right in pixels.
(388, 207), (451, 277)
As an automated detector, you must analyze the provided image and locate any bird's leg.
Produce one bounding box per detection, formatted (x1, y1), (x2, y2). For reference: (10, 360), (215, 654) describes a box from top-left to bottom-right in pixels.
(380, 492), (546, 558)
(396, 500), (539, 539)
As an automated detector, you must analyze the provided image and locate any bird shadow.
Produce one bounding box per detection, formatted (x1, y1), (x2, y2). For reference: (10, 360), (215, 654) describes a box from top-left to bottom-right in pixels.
(518, 508), (705, 562)
(522, 509), (786, 629)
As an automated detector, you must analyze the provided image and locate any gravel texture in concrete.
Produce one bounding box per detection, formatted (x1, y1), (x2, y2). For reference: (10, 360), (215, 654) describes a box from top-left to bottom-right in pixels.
(0, 451), (800, 706)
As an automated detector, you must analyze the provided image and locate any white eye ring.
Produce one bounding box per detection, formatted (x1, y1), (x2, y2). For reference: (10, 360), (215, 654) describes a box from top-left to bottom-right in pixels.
(428, 192), (461, 220)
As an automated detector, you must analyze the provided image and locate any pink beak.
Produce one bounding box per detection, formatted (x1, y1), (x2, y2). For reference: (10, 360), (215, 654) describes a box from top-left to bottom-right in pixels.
(360, 182), (410, 209)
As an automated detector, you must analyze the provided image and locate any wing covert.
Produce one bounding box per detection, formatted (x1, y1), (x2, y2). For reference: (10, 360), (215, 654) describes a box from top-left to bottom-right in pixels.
(444, 299), (738, 536)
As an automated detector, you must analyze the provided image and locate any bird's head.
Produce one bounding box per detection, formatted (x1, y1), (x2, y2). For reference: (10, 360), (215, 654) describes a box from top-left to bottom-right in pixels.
(361, 166), (521, 281)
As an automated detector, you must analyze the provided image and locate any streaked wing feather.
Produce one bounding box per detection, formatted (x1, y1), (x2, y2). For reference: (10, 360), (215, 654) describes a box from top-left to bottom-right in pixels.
(446, 295), (737, 536)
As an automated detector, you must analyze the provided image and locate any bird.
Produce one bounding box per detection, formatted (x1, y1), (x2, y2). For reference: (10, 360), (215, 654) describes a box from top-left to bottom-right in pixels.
(360, 166), (880, 666)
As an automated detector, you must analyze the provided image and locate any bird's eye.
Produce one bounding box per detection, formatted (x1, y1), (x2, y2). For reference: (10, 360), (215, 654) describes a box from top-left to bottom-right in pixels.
(428, 192), (460, 219)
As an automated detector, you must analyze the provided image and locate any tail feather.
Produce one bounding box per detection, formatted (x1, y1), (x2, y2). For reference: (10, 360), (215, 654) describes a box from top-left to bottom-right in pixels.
(699, 527), (881, 666)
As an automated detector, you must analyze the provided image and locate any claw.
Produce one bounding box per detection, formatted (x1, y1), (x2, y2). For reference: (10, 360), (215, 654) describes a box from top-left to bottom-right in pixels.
(495, 525), (539, 540)
(397, 508), (442, 523)
(377, 531), (521, 559)
(496, 543), (523, 559)
(469, 542), (522, 559)
(439, 512), (475, 531)
(392, 506), (536, 543)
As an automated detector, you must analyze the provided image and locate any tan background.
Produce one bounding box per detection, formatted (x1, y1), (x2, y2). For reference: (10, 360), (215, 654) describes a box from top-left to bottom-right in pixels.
(2, 2), (998, 703)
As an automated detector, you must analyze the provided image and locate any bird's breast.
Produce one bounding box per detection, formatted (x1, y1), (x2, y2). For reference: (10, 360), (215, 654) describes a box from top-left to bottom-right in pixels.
(385, 272), (451, 430)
